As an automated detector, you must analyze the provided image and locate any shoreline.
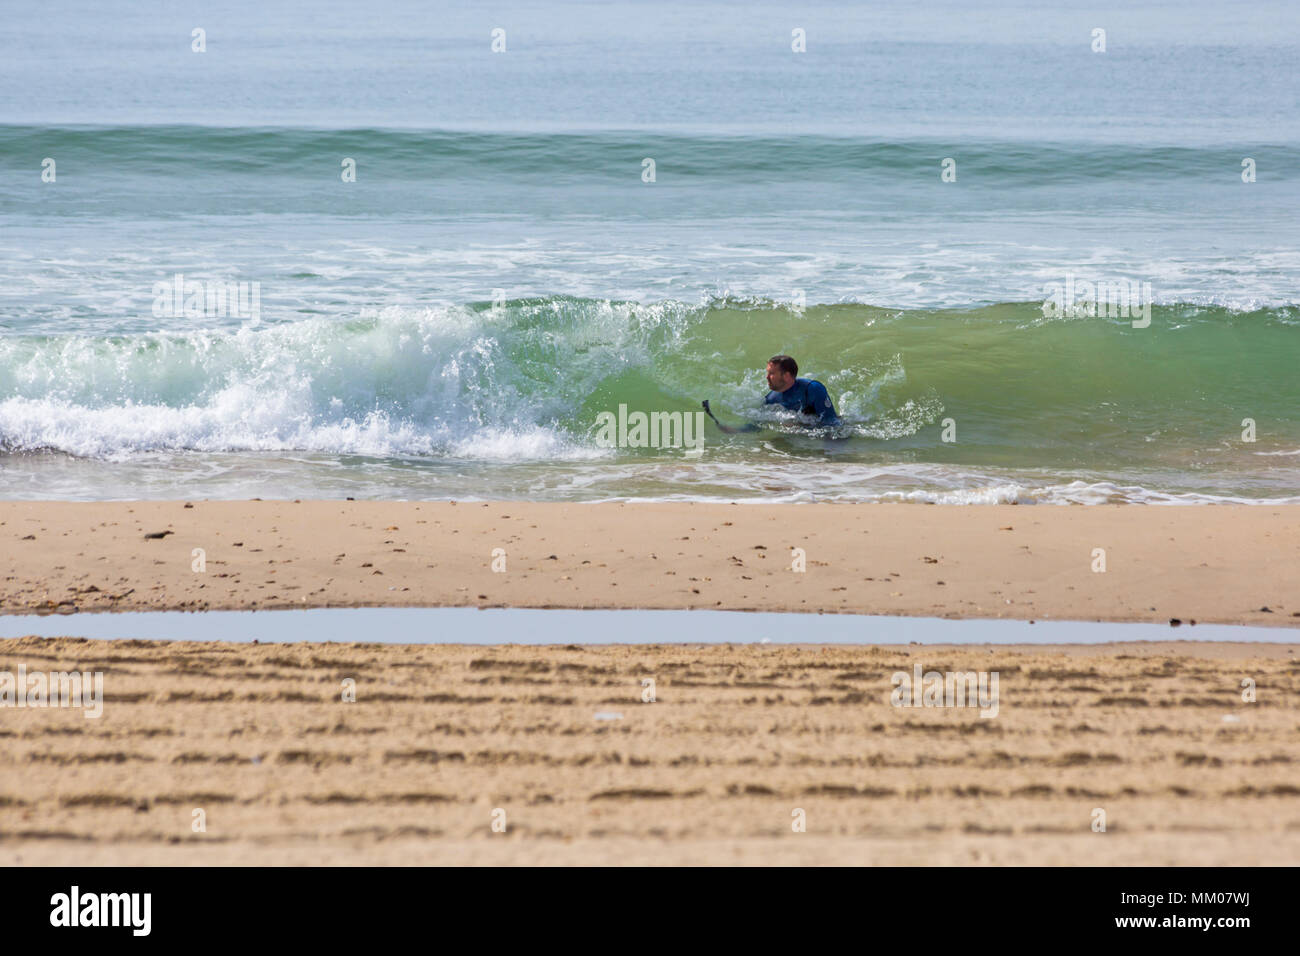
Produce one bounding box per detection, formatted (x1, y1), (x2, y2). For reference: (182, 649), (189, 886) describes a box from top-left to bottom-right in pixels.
(2, 500), (1298, 627)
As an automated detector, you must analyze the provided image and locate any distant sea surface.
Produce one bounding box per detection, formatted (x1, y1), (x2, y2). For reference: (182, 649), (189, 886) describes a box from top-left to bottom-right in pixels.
(2, 1), (1298, 503)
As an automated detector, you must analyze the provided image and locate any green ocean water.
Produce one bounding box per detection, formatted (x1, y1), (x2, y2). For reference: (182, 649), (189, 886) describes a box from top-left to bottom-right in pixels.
(1, 297), (1296, 502)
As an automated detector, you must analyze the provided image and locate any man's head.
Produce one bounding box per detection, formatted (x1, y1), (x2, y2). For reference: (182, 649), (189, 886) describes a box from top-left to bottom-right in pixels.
(766, 354), (798, 392)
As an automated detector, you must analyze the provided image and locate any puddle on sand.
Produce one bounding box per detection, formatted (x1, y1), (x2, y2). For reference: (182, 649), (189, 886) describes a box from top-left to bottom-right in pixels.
(1, 607), (1296, 645)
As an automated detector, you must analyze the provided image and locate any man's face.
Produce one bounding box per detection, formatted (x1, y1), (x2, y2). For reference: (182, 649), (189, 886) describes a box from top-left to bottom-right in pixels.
(766, 362), (795, 392)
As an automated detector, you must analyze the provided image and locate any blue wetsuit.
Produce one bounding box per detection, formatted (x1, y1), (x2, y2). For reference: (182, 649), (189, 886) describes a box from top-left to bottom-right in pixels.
(764, 378), (841, 425)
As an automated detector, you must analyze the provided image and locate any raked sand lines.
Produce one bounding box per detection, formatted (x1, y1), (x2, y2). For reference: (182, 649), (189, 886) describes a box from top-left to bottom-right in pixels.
(1, 638), (1297, 864)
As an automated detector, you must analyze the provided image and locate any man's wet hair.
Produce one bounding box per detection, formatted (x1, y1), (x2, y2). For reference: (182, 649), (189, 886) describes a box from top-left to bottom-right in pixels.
(768, 355), (798, 377)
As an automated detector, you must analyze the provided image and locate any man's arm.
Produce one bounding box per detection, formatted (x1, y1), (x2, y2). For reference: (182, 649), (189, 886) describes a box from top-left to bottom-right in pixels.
(805, 380), (840, 425)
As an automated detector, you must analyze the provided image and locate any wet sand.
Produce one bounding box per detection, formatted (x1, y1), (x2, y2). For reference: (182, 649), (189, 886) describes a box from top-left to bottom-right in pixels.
(2, 638), (1297, 865)
(2, 500), (1299, 626)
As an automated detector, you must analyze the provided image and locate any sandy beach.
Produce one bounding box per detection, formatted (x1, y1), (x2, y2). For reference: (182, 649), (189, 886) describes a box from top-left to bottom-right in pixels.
(1, 637), (1296, 865)
(4, 501), (1298, 865)
(1, 501), (1298, 625)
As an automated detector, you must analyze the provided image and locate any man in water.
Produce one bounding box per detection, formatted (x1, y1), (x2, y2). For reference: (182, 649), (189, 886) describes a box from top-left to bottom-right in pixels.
(764, 355), (841, 425)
